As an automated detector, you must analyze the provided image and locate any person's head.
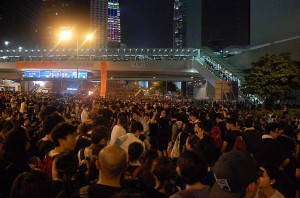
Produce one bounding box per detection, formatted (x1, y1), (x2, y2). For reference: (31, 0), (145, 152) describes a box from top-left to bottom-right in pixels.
(51, 122), (77, 151)
(52, 152), (78, 178)
(132, 111), (140, 121)
(129, 121), (143, 137)
(39, 105), (57, 122)
(91, 126), (110, 146)
(97, 145), (127, 179)
(258, 163), (279, 191)
(142, 149), (159, 169)
(193, 138), (216, 167)
(185, 135), (200, 151)
(177, 151), (207, 185)
(0, 119), (14, 136)
(216, 113), (224, 123)
(265, 123), (279, 139)
(244, 118), (254, 128)
(211, 151), (260, 198)
(118, 115), (127, 127)
(151, 157), (176, 197)
(43, 113), (65, 135)
(128, 142), (144, 163)
(143, 113), (150, 122)
(160, 109), (167, 118)
(10, 171), (53, 198)
(189, 111), (198, 122)
(4, 127), (30, 156)
(226, 117), (237, 130)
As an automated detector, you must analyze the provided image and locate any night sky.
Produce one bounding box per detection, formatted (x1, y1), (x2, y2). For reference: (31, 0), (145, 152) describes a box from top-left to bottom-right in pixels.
(0, 0), (249, 49)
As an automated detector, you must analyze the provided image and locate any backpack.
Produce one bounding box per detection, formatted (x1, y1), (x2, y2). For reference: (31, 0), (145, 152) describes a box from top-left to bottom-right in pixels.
(211, 125), (223, 149)
(231, 135), (247, 152)
(171, 132), (181, 159)
(122, 166), (143, 189)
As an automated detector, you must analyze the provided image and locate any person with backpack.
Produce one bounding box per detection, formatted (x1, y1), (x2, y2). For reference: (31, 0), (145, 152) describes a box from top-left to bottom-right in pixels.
(40, 122), (77, 178)
(121, 142), (144, 189)
(221, 117), (246, 153)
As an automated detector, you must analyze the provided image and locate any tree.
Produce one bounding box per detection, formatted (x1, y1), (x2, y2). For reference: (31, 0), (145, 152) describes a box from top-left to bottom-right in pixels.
(242, 53), (300, 108)
(150, 81), (178, 95)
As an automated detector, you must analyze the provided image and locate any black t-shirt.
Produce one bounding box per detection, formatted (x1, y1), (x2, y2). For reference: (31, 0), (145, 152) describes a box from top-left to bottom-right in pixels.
(224, 130), (243, 152)
(89, 184), (122, 198)
(144, 188), (168, 198)
(36, 139), (54, 160)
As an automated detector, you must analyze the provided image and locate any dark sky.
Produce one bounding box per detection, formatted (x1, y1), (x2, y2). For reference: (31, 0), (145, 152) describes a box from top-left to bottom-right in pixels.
(0, 0), (174, 48)
(119, 0), (174, 48)
(0, 0), (249, 49)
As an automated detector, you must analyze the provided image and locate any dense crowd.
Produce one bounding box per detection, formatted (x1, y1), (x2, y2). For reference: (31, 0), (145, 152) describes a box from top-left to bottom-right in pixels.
(0, 91), (300, 198)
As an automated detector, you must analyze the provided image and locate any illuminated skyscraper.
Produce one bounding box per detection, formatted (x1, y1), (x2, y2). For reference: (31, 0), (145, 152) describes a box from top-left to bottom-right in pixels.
(173, 0), (202, 48)
(173, 0), (186, 48)
(90, 0), (121, 48)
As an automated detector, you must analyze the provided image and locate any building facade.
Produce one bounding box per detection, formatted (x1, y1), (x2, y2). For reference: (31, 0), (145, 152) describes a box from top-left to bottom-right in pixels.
(173, 0), (202, 48)
(90, 0), (121, 48)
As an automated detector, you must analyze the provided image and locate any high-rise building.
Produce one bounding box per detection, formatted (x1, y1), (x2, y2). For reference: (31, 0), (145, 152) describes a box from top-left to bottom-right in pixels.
(173, 0), (186, 48)
(90, 0), (121, 48)
(173, 0), (202, 48)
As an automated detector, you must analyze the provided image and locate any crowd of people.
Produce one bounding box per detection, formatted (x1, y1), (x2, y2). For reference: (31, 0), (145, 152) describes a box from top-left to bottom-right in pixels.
(0, 90), (300, 198)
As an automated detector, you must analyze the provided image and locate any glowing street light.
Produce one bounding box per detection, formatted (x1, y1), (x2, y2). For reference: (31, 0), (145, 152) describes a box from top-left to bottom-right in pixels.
(85, 34), (93, 41)
(59, 30), (72, 41)
(4, 41), (10, 46)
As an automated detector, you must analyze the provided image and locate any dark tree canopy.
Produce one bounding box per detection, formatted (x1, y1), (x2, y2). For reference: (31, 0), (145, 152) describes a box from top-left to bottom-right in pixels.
(242, 53), (300, 103)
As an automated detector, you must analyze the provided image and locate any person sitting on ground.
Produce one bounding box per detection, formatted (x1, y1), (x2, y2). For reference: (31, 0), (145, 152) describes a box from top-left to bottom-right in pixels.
(80, 145), (127, 198)
(171, 151), (210, 198)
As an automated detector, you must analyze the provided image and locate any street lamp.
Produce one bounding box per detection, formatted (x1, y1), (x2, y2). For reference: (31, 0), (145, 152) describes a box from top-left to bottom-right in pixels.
(59, 30), (93, 91)
(4, 41), (10, 46)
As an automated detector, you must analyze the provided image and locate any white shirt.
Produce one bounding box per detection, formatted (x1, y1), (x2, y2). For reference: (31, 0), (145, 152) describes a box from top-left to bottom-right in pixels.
(110, 125), (126, 145)
(81, 109), (89, 123)
(114, 133), (145, 155)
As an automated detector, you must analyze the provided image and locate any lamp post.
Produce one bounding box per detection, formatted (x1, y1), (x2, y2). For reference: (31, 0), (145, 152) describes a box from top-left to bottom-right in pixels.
(59, 30), (93, 91)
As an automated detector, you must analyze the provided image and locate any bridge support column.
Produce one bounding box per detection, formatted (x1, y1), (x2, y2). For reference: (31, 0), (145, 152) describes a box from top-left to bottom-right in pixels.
(181, 82), (187, 97)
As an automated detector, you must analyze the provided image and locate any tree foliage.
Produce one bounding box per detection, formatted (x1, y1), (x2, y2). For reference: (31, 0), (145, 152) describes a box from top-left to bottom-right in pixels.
(242, 53), (300, 102)
(150, 81), (178, 94)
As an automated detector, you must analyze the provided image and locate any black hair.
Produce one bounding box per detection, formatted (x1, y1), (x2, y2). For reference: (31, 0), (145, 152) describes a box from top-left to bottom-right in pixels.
(54, 152), (79, 197)
(10, 171), (53, 198)
(39, 106), (57, 122)
(151, 157), (177, 197)
(128, 142), (144, 163)
(187, 135), (200, 151)
(91, 126), (110, 144)
(244, 118), (254, 128)
(200, 120), (213, 133)
(177, 151), (208, 185)
(132, 111), (140, 117)
(226, 117), (237, 126)
(43, 113), (65, 135)
(265, 123), (278, 135)
(51, 122), (76, 147)
(118, 115), (128, 127)
(129, 122), (143, 133)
